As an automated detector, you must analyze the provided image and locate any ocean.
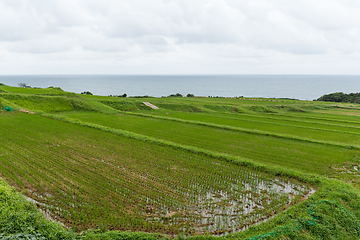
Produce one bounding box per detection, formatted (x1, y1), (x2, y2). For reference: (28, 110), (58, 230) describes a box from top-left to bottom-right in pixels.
(0, 75), (359, 100)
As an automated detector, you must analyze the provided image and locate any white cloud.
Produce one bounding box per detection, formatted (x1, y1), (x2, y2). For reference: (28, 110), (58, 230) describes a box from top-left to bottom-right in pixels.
(0, 0), (359, 74)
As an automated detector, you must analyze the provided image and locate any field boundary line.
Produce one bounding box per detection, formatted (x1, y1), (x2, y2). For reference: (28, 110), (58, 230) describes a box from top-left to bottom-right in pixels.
(270, 112), (360, 126)
(38, 112), (321, 184)
(216, 111), (360, 132)
(123, 112), (360, 150)
(201, 111), (360, 133)
(138, 111), (360, 137)
(220, 114), (360, 136)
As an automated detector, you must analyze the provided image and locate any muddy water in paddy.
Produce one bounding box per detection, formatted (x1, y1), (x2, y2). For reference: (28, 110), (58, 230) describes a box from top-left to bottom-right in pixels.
(144, 174), (314, 235)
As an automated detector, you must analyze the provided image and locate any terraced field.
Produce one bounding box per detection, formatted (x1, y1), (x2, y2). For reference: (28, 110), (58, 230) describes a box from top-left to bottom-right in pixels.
(60, 111), (360, 177)
(0, 113), (312, 235)
(1, 85), (360, 239)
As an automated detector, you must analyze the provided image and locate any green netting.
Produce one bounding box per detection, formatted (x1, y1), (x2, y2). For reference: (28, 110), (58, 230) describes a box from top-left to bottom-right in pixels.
(247, 200), (360, 240)
(2, 105), (12, 112)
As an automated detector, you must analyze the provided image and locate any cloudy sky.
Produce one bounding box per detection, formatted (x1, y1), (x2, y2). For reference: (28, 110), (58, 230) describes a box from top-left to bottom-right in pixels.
(0, 0), (360, 75)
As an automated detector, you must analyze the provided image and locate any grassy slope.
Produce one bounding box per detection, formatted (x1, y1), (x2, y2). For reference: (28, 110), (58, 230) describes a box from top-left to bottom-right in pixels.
(1, 86), (360, 239)
(0, 177), (75, 240)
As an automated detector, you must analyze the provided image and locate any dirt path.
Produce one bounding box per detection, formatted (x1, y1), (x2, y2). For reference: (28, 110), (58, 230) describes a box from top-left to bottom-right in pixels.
(19, 109), (35, 114)
(143, 102), (159, 110)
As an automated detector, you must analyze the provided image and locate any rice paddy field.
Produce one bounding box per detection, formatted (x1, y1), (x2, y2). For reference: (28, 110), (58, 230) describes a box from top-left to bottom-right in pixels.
(1, 84), (360, 239)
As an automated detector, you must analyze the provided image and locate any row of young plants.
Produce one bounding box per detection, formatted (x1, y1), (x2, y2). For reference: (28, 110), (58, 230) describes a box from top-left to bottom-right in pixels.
(137, 110), (360, 145)
(61, 111), (358, 176)
(149, 108), (360, 132)
(121, 111), (360, 150)
(268, 110), (360, 126)
(47, 110), (360, 239)
(1, 166), (359, 240)
(33, 112), (360, 238)
(0, 113), (312, 236)
(0, 107), (358, 239)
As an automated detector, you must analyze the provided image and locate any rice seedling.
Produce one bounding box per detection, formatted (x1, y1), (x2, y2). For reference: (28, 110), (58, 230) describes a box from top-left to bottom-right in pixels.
(0, 112), (313, 235)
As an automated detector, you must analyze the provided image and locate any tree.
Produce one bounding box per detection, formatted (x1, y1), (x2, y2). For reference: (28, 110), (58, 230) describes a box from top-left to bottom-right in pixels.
(168, 93), (183, 97)
(18, 83), (31, 88)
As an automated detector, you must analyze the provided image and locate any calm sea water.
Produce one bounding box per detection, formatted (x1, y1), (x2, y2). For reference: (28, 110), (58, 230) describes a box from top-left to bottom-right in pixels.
(0, 75), (359, 100)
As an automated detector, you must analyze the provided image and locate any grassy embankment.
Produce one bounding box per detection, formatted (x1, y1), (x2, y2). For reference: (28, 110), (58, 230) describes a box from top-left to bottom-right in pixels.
(1, 84), (360, 239)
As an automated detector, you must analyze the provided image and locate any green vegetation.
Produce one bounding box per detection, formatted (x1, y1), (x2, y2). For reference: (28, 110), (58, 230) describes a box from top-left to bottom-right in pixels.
(167, 93), (183, 97)
(0, 113), (314, 235)
(317, 92), (360, 103)
(0, 177), (75, 239)
(0, 94), (96, 112)
(1, 83), (360, 239)
(0, 85), (72, 96)
(81, 91), (93, 95)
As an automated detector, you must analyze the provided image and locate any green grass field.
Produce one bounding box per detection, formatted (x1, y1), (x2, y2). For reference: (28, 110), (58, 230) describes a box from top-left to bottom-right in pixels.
(1, 84), (360, 239)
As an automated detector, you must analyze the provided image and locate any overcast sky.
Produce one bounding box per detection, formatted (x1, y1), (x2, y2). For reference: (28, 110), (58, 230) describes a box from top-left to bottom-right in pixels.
(0, 0), (360, 75)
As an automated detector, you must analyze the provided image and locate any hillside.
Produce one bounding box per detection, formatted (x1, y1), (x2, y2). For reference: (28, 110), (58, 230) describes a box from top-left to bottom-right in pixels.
(1, 84), (360, 239)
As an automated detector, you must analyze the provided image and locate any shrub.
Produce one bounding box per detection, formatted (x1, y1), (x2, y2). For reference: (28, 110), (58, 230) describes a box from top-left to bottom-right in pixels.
(186, 93), (195, 97)
(168, 93), (183, 97)
(81, 91), (93, 95)
(317, 92), (360, 103)
(130, 95), (149, 98)
(108, 93), (127, 98)
(47, 86), (63, 91)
